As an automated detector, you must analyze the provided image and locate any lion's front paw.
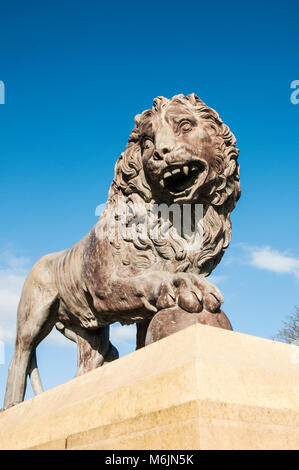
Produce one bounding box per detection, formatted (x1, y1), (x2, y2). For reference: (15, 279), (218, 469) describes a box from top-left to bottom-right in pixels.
(156, 273), (224, 314)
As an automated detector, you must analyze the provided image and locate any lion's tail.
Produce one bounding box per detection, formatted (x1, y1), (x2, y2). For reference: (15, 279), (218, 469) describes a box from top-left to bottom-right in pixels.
(28, 350), (44, 395)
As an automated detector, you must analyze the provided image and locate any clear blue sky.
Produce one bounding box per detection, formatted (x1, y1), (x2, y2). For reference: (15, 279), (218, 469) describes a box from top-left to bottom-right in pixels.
(0, 0), (299, 403)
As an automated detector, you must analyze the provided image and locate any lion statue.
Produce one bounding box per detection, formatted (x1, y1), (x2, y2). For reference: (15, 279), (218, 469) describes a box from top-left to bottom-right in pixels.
(4, 93), (240, 409)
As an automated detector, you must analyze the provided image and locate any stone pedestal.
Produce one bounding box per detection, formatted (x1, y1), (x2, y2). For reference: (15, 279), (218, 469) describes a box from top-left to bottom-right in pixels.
(0, 324), (298, 450)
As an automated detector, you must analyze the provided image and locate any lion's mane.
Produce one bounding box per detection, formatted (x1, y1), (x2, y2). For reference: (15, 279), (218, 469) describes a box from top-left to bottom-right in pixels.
(107, 94), (240, 276)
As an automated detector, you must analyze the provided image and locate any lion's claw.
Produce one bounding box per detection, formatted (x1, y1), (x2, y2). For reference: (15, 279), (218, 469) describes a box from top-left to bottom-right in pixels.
(156, 281), (176, 309)
(156, 273), (223, 314)
(204, 292), (221, 313)
(178, 291), (202, 313)
(156, 292), (176, 310)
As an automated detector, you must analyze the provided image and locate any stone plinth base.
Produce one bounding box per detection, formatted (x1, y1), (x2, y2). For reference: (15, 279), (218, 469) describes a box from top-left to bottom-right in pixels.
(0, 324), (298, 450)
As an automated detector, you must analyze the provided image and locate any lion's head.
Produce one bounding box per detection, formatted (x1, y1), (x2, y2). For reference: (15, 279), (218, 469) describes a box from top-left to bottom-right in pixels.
(107, 94), (240, 276)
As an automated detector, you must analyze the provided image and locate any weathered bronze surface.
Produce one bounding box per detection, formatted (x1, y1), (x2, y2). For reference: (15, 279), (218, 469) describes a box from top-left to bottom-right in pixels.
(145, 307), (233, 346)
(4, 94), (240, 409)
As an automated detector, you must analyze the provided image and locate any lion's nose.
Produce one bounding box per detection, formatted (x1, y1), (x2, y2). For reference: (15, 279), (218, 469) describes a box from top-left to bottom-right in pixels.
(154, 146), (171, 160)
(155, 127), (175, 157)
(155, 142), (174, 157)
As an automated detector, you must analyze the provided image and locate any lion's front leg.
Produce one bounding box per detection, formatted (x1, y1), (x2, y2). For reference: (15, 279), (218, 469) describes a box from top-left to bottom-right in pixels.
(141, 274), (231, 346)
(132, 272), (226, 348)
(136, 318), (151, 350)
(95, 271), (224, 318)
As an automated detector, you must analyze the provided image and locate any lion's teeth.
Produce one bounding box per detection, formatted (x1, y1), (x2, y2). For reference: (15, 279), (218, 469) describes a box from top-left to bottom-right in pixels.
(191, 166), (197, 172)
(160, 179), (165, 188)
(171, 168), (181, 175)
(164, 172), (172, 179)
(183, 166), (189, 176)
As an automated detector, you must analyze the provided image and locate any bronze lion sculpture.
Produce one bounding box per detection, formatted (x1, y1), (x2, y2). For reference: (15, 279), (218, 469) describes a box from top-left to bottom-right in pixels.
(4, 93), (240, 409)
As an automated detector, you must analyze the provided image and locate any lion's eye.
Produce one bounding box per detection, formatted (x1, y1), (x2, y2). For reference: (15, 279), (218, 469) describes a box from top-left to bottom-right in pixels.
(179, 121), (193, 133)
(142, 138), (154, 150)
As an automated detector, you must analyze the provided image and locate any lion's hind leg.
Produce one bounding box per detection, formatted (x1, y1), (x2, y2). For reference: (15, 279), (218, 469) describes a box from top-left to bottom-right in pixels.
(27, 349), (44, 395)
(136, 319), (151, 350)
(3, 258), (59, 409)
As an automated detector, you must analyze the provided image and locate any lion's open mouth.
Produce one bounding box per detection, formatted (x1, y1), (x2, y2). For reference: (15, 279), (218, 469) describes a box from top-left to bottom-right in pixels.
(159, 161), (206, 194)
